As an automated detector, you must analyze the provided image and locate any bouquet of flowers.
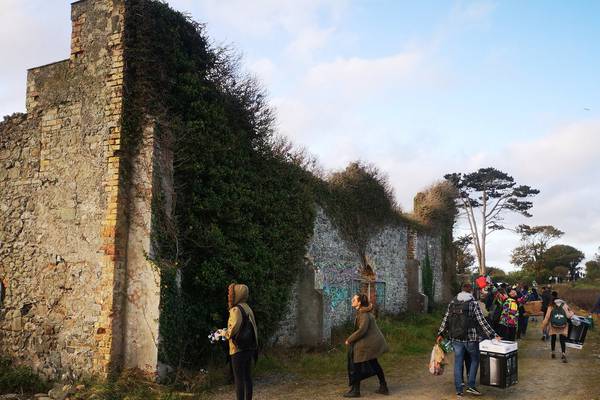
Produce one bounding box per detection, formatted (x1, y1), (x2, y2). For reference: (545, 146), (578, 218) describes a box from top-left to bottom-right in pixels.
(208, 328), (227, 344)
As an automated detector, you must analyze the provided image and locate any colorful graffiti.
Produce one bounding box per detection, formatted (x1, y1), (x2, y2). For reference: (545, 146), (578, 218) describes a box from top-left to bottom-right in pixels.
(323, 284), (350, 311)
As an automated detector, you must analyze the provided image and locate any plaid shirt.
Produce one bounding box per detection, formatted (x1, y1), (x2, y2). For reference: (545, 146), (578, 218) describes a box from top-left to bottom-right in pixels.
(437, 296), (497, 342)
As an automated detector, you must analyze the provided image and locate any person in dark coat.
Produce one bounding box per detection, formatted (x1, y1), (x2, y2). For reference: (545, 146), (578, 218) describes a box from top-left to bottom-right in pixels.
(437, 283), (501, 397)
(592, 295), (600, 314)
(541, 286), (552, 340)
(343, 293), (389, 398)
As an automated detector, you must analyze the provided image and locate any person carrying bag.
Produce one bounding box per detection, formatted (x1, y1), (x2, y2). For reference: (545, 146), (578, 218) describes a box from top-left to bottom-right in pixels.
(343, 294), (389, 398)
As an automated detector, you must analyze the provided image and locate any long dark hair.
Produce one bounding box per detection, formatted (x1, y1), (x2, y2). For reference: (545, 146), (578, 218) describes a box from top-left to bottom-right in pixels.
(356, 293), (369, 307)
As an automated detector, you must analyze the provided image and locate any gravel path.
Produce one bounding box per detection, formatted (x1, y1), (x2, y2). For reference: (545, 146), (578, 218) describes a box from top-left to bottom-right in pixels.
(207, 319), (600, 399)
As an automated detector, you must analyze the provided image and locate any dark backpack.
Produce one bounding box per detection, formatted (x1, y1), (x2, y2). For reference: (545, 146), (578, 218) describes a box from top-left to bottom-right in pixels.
(232, 305), (257, 351)
(448, 299), (474, 340)
(489, 300), (502, 324)
(550, 303), (568, 328)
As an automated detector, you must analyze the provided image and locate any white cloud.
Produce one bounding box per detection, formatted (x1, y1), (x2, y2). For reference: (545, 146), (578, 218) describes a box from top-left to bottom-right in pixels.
(0, 2), (70, 116)
(304, 51), (423, 94)
(248, 58), (276, 86)
(171, 0), (345, 37)
(285, 26), (335, 62)
(450, 120), (600, 270)
(502, 120), (600, 182)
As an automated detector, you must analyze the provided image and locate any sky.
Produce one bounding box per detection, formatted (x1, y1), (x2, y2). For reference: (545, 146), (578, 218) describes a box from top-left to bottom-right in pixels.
(1, 0), (599, 272)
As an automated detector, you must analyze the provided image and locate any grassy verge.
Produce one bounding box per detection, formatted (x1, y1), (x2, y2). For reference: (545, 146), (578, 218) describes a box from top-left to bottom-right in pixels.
(553, 283), (600, 312)
(253, 309), (443, 380)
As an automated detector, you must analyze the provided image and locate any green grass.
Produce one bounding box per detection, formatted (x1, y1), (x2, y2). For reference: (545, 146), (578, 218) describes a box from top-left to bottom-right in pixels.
(0, 357), (49, 394)
(253, 310), (443, 379)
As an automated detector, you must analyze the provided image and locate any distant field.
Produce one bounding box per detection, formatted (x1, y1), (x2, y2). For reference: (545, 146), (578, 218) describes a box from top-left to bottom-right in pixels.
(553, 283), (600, 312)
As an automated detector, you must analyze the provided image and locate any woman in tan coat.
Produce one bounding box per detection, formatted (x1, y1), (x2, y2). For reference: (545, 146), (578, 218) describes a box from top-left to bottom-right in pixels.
(221, 284), (258, 400)
(541, 291), (574, 363)
(343, 293), (389, 397)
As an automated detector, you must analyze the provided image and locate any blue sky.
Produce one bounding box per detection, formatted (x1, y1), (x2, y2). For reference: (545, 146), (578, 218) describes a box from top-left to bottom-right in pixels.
(1, 0), (599, 272)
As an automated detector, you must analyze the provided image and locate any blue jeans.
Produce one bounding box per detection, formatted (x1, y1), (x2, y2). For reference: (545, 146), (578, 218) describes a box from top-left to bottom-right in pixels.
(452, 341), (480, 393)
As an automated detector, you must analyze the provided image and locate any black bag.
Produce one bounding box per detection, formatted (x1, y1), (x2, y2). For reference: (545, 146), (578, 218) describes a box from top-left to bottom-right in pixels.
(448, 299), (474, 340)
(232, 305), (257, 352)
(489, 300), (502, 324)
(347, 344), (376, 385)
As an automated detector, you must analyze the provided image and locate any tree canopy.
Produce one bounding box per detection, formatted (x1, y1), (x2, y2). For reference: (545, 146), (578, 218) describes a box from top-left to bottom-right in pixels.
(585, 260), (600, 280)
(454, 235), (475, 274)
(544, 244), (585, 280)
(510, 224), (564, 279)
(445, 167), (539, 274)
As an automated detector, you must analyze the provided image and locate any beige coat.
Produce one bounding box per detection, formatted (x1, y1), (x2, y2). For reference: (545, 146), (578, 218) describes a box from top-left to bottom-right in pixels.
(347, 304), (389, 363)
(541, 299), (574, 336)
(225, 284), (258, 355)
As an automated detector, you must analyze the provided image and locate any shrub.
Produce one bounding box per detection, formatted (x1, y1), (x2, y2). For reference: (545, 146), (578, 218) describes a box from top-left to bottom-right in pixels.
(0, 357), (48, 394)
(322, 161), (400, 267)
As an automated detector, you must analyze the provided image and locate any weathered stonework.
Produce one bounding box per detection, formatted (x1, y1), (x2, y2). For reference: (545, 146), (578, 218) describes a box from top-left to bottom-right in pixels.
(1, 0), (455, 377)
(0, 0), (162, 380)
(273, 206), (451, 346)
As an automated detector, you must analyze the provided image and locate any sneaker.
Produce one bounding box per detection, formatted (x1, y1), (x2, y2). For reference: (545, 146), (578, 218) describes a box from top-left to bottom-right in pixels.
(456, 392), (464, 397)
(561, 354), (568, 363)
(466, 387), (482, 396)
(551, 352), (556, 359)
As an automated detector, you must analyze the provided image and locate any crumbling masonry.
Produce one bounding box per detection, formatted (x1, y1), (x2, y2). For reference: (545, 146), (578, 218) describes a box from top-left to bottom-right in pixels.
(0, 0), (453, 380)
(0, 0), (162, 379)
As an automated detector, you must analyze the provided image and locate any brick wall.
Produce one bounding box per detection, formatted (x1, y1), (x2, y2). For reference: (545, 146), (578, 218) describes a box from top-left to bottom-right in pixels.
(0, 0), (162, 379)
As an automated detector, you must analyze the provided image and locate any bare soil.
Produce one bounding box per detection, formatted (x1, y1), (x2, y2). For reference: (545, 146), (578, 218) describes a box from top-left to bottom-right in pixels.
(206, 319), (600, 399)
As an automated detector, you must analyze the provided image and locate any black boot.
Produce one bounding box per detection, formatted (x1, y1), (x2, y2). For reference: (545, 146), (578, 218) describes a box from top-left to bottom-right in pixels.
(343, 382), (361, 397)
(375, 381), (389, 395)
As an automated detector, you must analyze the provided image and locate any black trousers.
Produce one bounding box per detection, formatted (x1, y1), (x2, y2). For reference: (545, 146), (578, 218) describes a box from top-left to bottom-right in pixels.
(369, 359), (386, 385)
(231, 350), (253, 400)
(500, 325), (517, 341)
(551, 334), (566, 353)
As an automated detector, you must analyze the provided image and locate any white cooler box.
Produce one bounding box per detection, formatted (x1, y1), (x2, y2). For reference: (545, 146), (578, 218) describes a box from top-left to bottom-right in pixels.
(479, 340), (518, 388)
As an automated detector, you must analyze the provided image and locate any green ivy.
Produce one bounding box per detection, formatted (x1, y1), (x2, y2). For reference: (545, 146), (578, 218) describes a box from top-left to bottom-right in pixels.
(123, 1), (315, 368)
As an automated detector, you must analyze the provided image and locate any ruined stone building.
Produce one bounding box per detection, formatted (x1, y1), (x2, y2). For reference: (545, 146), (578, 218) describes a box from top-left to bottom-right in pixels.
(0, 0), (162, 380)
(0, 0), (454, 380)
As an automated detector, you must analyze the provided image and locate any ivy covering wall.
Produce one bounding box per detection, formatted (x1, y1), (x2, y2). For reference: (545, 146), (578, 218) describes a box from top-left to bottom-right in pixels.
(124, 1), (316, 368)
(122, 0), (457, 370)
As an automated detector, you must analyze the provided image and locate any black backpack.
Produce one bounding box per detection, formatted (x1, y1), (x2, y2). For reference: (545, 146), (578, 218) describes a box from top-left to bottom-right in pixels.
(448, 299), (475, 340)
(232, 305), (257, 351)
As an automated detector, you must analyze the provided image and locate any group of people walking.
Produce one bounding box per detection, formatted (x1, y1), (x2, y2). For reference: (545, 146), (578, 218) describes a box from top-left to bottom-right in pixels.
(436, 280), (577, 397)
(220, 280), (578, 399)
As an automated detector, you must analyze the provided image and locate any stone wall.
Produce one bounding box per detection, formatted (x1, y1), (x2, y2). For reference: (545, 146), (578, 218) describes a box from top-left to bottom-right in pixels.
(273, 206), (447, 346)
(0, 0), (453, 376)
(0, 0), (161, 379)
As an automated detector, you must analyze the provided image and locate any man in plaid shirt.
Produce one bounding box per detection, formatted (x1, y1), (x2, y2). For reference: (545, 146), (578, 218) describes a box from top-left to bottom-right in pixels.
(437, 283), (501, 397)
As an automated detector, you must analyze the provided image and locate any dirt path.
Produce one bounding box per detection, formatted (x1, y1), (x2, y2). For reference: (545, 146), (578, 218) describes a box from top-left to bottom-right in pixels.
(206, 319), (600, 399)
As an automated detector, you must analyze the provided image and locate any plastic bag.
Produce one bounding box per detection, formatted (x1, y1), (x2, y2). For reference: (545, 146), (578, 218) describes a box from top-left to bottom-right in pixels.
(428, 344), (446, 375)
